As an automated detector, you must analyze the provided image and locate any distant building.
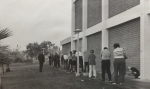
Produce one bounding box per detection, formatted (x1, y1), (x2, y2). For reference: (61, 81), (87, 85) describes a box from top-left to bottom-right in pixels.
(60, 0), (150, 80)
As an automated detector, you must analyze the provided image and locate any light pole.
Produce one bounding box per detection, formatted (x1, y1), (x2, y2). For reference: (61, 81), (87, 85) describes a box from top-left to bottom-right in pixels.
(74, 29), (82, 77)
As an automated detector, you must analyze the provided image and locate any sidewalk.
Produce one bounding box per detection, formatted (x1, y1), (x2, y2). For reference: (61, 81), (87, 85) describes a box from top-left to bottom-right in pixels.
(0, 77), (2, 89)
(95, 72), (150, 89)
(122, 75), (150, 89)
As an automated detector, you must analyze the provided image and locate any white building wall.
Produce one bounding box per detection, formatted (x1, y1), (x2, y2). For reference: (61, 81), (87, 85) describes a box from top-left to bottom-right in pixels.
(60, 0), (150, 80)
(140, 0), (150, 80)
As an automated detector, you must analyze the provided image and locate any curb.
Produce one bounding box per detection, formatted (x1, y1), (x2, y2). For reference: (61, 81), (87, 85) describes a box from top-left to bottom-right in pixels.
(0, 77), (2, 89)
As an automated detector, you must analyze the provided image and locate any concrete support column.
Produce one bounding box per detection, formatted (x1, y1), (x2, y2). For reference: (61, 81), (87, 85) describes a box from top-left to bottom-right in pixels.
(71, 0), (75, 51)
(101, 0), (109, 49)
(82, 0), (88, 67)
(140, 0), (150, 80)
(82, 0), (87, 53)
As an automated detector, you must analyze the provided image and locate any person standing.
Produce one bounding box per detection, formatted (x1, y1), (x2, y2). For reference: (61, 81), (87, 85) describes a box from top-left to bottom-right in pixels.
(38, 52), (45, 72)
(79, 51), (83, 72)
(88, 50), (96, 78)
(84, 51), (89, 73)
(76, 51), (83, 72)
(49, 54), (52, 66)
(72, 50), (77, 72)
(68, 51), (73, 72)
(63, 53), (68, 71)
(112, 43), (127, 84)
(55, 52), (60, 68)
(58, 54), (60, 68)
(51, 53), (54, 67)
(60, 54), (64, 70)
(101, 47), (112, 82)
(53, 53), (56, 67)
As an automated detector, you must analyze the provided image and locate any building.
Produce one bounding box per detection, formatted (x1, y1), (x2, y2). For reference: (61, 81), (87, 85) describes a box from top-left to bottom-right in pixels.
(60, 0), (150, 80)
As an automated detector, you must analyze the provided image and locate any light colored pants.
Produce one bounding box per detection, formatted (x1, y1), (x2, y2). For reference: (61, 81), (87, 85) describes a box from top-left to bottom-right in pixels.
(89, 65), (96, 78)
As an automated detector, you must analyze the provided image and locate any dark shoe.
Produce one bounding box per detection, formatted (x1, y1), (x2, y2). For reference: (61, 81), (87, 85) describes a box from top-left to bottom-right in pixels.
(92, 76), (97, 79)
(93, 77), (97, 79)
(102, 79), (105, 81)
(135, 76), (139, 79)
(89, 77), (92, 80)
(119, 83), (123, 85)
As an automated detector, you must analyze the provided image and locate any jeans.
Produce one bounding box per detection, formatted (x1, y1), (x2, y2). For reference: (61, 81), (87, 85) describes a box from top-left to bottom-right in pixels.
(39, 62), (44, 72)
(64, 60), (68, 70)
(57, 60), (60, 68)
(113, 58), (125, 83)
(101, 60), (111, 81)
(89, 65), (96, 78)
(68, 59), (72, 70)
(84, 62), (89, 72)
(72, 60), (77, 72)
(49, 59), (52, 66)
(79, 56), (83, 72)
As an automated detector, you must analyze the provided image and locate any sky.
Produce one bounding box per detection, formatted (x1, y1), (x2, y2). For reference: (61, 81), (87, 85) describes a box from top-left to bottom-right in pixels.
(0, 0), (71, 51)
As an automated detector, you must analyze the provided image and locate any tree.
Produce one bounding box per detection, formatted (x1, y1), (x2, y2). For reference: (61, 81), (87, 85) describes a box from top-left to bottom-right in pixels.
(0, 28), (12, 73)
(11, 49), (25, 63)
(26, 41), (60, 60)
(26, 42), (41, 60)
(0, 45), (12, 73)
(40, 41), (54, 55)
(0, 28), (12, 40)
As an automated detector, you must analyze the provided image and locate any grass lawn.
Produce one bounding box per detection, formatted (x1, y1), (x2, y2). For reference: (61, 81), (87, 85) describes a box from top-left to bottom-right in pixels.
(1, 63), (128, 89)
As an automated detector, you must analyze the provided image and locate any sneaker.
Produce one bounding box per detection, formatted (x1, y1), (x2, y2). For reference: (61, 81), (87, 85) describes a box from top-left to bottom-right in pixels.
(89, 77), (91, 80)
(109, 81), (112, 83)
(119, 83), (123, 85)
(93, 76), (97, 79)
(112, 83), (116, 85)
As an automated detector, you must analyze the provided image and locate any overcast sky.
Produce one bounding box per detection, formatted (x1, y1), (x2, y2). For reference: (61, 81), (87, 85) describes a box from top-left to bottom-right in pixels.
(0, 0), (71, 50)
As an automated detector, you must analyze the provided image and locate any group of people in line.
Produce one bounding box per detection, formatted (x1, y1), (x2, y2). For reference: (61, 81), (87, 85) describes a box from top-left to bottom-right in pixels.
(38, 43), (140, 85)
(48, 52), (60, 68)
(37, 52), (61, 72)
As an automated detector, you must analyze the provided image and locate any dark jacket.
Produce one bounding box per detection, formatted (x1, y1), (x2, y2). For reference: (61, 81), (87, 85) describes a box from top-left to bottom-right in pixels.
(61, 55), (64, 62)
(49, 55), (51, 60)
(72, 54), (77, 61)
(38, 54), (45, 62)
(88, 53), (96, 65)
(131, 67), (140, 76)
(54, 54), (60, 62)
